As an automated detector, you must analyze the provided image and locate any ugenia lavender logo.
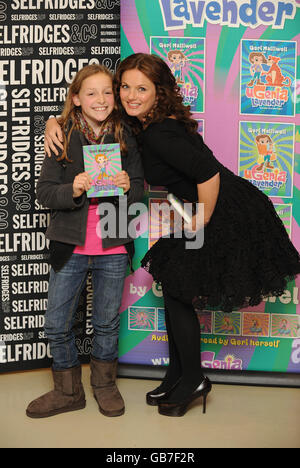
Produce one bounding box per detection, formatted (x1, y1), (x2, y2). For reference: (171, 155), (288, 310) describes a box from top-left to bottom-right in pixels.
(202, 351), (243, 370)
(243, 166), (287, 191)
(245, 85), (289, 109)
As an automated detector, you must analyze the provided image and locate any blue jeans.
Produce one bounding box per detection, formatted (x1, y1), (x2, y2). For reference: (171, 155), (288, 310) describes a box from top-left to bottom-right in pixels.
(44, 253), (128, 370)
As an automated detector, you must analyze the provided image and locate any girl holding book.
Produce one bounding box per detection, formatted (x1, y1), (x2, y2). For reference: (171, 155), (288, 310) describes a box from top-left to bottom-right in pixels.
(44, 54), (300, 418)
(26, 64), (144, 419)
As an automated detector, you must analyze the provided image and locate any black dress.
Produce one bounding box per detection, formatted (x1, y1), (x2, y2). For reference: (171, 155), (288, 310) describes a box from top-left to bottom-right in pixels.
(139, 118), (300, 312)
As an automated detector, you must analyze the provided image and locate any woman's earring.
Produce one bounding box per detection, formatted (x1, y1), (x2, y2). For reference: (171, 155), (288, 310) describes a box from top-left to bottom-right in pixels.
(142, 98), (159, 126)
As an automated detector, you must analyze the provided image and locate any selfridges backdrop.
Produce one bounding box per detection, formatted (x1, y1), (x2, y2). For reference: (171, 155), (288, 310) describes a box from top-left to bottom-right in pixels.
(118, 0), (300, 378)
(0, 0), (121, 372)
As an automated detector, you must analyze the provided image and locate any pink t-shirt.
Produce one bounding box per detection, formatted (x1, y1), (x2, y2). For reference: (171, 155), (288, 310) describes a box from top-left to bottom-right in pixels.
(74, 200), (127, 256)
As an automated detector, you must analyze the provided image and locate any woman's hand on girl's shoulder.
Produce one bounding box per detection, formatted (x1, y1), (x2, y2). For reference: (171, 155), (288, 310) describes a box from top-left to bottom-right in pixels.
(44, 117), (64, 158)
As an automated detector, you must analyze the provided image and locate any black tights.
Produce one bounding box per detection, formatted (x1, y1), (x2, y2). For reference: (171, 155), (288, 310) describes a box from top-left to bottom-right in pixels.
(159, 289), (205, 402)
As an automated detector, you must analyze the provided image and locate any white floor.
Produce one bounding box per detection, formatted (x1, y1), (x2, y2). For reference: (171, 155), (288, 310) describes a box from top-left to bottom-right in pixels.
(1, 365), (299, 448)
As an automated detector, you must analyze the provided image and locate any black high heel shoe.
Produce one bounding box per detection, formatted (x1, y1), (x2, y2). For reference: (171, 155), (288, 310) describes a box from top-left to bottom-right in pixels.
(146, 379), (181, 406)
(157, 377), (212, 417)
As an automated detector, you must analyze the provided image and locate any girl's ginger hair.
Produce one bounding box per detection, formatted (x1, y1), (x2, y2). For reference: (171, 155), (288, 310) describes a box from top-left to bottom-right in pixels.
(114, 53), (198, 134)
(58, 64), (126, 162)
(255, 134), (272, 144)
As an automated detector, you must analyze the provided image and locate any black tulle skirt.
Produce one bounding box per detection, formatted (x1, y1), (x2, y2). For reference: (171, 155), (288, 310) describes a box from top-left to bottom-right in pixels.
(141, 168), (300, 313)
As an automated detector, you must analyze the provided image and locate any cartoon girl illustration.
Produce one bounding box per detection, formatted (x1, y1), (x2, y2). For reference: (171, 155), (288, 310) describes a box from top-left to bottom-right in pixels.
(95, 153), (109, 183)
(136, 311), (149, 328)
(278, 319), (291, 335)
(250, 318), (262, 334)
(247, 52), (267, 87)
(255, 134), (277, 171)
(167, 49), (188, 84)
(220, 316), (234, 333)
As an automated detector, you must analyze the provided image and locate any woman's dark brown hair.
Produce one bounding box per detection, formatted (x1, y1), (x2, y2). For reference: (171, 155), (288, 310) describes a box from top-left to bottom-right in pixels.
(114, 53), (198, 133)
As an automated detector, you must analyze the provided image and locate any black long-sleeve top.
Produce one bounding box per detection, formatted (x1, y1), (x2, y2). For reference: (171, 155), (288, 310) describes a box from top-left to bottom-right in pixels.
(139, 118), (221, 201)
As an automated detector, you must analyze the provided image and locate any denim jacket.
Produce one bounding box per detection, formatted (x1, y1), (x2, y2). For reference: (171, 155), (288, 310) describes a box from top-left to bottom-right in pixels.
(36, 124), (144, 271)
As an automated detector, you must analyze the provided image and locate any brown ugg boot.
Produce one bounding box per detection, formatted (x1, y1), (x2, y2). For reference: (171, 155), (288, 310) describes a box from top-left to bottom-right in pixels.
(26, 365), (86, 418)
(90, 357), (125, 417)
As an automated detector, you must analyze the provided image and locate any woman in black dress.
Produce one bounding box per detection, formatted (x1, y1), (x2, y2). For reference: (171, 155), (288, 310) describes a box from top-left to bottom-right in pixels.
(114, 53), (300, 416)
(45, 53), (300, 417)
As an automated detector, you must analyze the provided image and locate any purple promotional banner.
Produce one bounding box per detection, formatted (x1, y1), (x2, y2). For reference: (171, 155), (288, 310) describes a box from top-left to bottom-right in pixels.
(118, 0), (300, 377)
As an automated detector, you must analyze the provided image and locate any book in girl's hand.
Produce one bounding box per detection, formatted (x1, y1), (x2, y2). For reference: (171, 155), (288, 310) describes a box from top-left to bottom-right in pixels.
(83, 143), (124, 198)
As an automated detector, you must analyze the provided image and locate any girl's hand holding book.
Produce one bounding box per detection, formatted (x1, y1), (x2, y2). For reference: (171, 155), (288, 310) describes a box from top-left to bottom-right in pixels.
(113, 170), (130, 193)
(73, 172), (93, 198)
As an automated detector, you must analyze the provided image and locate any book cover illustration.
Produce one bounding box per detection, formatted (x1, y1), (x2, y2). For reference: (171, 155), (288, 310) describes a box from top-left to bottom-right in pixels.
(240, 39), (297, 117)
(157, 308), (167, 332)
(242, 312), (270, 337)
(214, 312), (241, 336)
(238, 121), (295, 198)
(150, 36), (205, 113)
(83, 143), (124, 198)
(128, 307), (156, 331)
(271, 314), (300, 339)
(198, 311), (213, 334)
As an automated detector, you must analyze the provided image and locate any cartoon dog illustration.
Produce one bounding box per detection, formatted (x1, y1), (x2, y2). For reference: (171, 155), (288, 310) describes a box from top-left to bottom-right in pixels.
(263, 56), (291, 87)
